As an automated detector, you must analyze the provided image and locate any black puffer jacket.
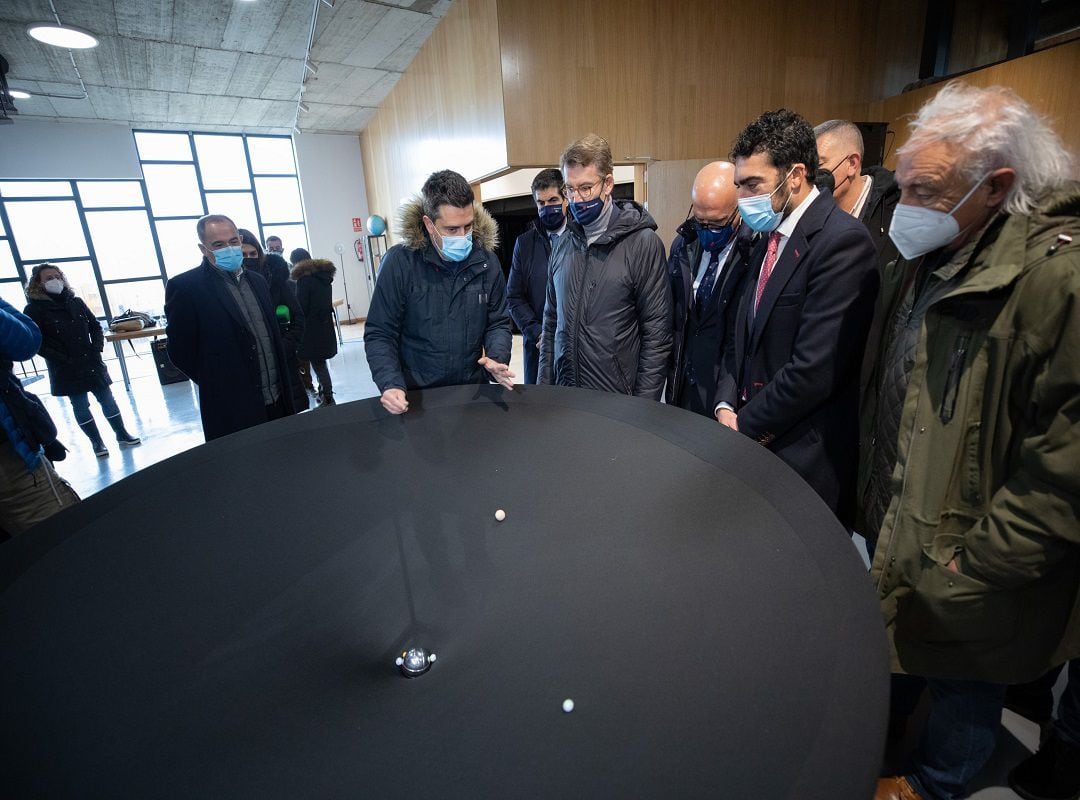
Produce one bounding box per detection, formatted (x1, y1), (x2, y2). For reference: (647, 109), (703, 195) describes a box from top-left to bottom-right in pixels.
(364, 199), (511, 393)
(23, 285), (110, 397)
(538, 200), (673, 399)
(861, 166), (900, 267)
(291, 258), (338, 361)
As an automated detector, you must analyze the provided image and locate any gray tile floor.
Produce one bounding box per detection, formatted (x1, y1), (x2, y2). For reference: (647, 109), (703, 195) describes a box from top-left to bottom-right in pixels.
(22, 325), (1056, 798)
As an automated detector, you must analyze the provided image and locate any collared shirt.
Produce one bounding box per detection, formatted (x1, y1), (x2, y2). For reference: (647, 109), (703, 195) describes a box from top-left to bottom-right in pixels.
(751, 186), (820, 318)
(693, 235), (739, 298)
(714, 187), (821, 416)
(851, 175), (874, 220)
(547, 219), (567, 240)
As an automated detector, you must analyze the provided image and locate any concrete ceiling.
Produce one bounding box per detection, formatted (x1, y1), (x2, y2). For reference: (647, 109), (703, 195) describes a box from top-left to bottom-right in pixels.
(0, 0), (450, 134)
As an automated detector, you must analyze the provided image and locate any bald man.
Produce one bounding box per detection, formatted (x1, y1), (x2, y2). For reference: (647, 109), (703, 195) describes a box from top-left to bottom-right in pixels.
(665, 161), (754, 415)
(814, 120), (899, 264)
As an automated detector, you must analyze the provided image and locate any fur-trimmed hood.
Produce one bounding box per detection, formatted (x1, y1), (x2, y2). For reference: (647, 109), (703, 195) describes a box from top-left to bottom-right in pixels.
(396, 197), (499, 252)
(290, 258), (336, 281)
(25, 282), (71, 302)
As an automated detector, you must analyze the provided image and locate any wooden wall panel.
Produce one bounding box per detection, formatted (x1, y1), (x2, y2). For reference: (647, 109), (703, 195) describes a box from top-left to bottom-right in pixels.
(869, 42), (1080, 171)
(646, 159), (714, 248)
(495, 0), (925, 168)
(360, 0), (507, 244)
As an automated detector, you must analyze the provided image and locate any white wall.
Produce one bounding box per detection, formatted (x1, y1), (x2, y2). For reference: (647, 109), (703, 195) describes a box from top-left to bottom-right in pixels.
(0, 120), (142, 179)
(480, 165), (636, 202)
(293, 133), (371, 321)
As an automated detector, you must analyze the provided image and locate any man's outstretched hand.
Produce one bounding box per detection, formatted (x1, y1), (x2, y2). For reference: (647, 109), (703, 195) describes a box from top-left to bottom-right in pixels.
(479, 356), (515, 390)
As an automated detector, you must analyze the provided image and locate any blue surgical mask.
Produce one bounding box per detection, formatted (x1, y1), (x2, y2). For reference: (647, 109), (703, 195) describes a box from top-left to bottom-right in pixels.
(695, 221), (735, 252)
(438, 232), (473, 262)
(212, 245), (243, 272)
(570, 196), (605, 226)
(737, 167), (796, 233)
(539, 205), (566, 230)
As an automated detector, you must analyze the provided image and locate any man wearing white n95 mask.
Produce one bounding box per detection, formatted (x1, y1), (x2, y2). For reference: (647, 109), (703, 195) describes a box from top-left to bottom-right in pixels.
(860, 81), (1080, 800)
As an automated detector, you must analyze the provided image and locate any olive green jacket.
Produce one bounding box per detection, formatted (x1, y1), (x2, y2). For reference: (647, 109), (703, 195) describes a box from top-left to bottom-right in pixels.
(859, 183), (1080, 684)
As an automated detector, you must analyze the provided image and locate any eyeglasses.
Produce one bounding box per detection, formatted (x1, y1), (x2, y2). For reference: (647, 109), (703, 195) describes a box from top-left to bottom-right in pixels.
(688, 208), (737, 232)
(562, 176), (609, 201)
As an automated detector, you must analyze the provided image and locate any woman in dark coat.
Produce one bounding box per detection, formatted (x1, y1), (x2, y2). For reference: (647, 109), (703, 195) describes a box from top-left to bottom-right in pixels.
(238, 230), (309, 413)
(23, 264), (140, 457)
(290, 254), (338, 406)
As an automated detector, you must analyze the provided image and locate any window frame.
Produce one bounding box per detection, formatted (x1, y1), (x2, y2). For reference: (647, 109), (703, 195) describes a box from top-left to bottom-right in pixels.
(0, 130), (309, 323)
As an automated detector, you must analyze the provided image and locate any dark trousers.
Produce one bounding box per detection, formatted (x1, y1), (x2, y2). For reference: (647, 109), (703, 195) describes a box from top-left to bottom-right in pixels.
(1059, 660), (1080, 747)
(906, 679), (1007, 800)
(68, 384), (121, 424)
(310, 359), (333, 393)
(523, 336), (539, 385)
(297, 359), (315, 391)
(676, 375), (711, 417)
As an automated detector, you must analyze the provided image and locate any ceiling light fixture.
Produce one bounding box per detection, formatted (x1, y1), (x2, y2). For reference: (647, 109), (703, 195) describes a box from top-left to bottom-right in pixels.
(26, 23), (99, 50)
(8, 88), (32, 100)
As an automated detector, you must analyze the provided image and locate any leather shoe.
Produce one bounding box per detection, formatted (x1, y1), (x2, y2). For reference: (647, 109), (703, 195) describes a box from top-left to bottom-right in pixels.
(875, 776), (925, 800)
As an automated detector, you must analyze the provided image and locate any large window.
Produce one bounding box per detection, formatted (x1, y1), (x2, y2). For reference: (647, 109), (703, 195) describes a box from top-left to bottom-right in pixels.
(0, 131), (309, 323)
(136, 130), (309, 279)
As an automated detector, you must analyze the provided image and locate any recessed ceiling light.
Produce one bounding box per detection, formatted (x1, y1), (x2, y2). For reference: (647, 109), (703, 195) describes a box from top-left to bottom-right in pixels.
(8, 89), (32, 100)
(27, 23), (99, 49)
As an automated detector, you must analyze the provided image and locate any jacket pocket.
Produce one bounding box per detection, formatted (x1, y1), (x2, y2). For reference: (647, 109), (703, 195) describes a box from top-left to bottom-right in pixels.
(938, 332), (971, 424)
(899, 546), (1018, 647)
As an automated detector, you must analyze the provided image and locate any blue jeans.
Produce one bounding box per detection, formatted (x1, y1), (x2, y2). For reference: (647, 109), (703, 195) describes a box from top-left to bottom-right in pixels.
(69, 384), (121, 425)
(1056, 660), (1080, 747)
(907, 678), (1007, 800)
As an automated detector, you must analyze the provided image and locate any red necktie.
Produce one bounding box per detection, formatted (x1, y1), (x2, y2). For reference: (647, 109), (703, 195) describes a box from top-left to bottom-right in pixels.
(755, 231), (783, 311)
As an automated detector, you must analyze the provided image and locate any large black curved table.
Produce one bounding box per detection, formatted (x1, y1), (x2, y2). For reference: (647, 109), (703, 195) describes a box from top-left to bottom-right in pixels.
(0, 385), (888, 798)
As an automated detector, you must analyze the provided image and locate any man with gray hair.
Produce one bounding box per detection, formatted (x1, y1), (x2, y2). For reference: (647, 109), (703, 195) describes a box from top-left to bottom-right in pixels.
(165, 214), (297, 440)
(860, 82), (1080, 800)
(539, 134), (672, 399)
(814, 119), (899, 266)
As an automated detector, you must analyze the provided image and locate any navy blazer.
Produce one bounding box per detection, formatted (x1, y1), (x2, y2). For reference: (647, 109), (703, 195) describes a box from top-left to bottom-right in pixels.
(506, 219), (555, 342)
(717, 192), (879, 521)
(165, 260), (295, 441)
(666, 222), (753, 413)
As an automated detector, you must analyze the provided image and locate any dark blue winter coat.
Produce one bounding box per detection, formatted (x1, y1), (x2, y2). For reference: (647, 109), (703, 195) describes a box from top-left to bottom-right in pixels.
(364, 199), (511, 393)
(507, 219), (555, 343)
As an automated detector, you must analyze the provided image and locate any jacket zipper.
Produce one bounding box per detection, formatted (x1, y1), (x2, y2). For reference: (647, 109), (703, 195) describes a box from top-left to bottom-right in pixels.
(612, 354), (632, 395)
(572, 246), (591, 386)
(938, 332), (970, 424)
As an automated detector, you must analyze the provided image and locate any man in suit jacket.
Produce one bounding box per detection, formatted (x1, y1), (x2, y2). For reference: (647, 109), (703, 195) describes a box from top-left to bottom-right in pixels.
(715, 109), (879, 523)
(165, 214), (296, 441)
(507, 168), (568, 384)
(666, 161), (753, 416)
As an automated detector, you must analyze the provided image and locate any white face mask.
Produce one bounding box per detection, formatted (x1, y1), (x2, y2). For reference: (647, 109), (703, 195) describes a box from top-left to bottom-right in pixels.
(888, 173), (991, 260)
(43, 278), (65, 295)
